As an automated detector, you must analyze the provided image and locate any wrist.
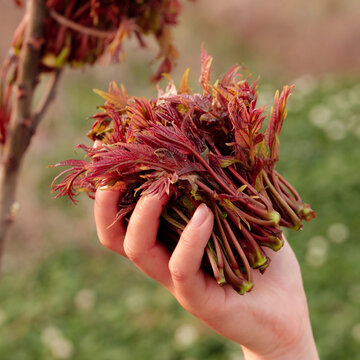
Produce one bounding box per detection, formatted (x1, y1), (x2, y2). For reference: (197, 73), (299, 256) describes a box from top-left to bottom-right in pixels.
(241, 324), (319, 360)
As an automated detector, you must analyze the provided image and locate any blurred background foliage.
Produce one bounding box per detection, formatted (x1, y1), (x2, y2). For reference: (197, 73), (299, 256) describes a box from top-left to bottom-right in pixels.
(1, 1), (360, 359)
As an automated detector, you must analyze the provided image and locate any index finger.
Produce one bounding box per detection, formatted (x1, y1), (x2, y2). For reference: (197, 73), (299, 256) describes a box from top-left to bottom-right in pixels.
(124, 194), (173, 290)
(94, 188), (127, 255)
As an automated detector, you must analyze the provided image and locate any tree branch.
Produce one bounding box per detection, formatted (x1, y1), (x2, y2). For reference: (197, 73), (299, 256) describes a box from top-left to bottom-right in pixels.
(0, 0), (48, 274)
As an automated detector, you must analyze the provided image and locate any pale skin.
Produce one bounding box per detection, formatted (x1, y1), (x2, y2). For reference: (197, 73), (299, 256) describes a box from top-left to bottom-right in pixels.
(94, 189), (319, 360)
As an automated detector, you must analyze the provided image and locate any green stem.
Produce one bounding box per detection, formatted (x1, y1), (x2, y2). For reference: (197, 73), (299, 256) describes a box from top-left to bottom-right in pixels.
(195, 179), (279, 226)
(240, 225), (270, 270)
(223, 207), (269, 269)
(208, 234), (225, 285)
(205, 246), (225, 285)
(274, 169), (301, 202)
(220, 212), (253, 283)
(171, 203), (226, 286)
(213, 203), (242, 277)
(252, 233), (284, 251)
(222, 252), (253, 294)
(211, 232), (225, 281)
(270, 171), (302, 214)
(170, 204), (190, 223)
(262, 169), (301, 230)
(232, 202), (280, 227)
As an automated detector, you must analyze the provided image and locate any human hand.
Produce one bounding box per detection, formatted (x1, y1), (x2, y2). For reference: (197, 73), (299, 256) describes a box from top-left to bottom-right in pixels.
(94, 189), (319, 360)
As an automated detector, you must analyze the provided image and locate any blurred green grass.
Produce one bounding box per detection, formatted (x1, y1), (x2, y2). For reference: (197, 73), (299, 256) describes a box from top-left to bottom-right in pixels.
(1, 66), (360, 359)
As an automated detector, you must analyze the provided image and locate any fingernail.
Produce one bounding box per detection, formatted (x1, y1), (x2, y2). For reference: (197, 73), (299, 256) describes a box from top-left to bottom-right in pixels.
(191, 204), (209, 227)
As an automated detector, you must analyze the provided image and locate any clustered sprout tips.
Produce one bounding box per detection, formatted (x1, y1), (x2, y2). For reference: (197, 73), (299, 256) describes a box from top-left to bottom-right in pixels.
(0, 0), (187, 144)
(14, 0), (182, 74)
(52, 48), (316, 294)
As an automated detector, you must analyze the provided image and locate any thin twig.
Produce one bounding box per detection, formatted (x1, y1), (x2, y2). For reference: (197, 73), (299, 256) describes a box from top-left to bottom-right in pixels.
(0, 0), (47, 274)
(49, 9), (115, 39)
(32, 70), (61, 130)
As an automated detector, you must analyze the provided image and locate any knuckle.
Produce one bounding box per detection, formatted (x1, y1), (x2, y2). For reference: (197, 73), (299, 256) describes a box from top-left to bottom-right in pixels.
(98, 233), (126, 256)
(123, 240), (141, 262)
(97, 231), (113, 250)
(98, 237), (111, 249)
(168, 260), (188, 282)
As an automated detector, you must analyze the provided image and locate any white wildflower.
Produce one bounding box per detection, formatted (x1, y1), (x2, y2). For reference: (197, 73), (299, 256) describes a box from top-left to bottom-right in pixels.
(294, 74), (317, 96)
(327, 223), (349, 244)
(309, 105), (332, 128)
(174, 324), (199, 349)
(41, 326), (74, 359)
(305, 236), (328, 267)
(74, 288), (96, 311)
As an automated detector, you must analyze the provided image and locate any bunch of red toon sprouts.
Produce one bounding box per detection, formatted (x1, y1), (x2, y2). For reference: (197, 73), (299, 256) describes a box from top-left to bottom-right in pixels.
(52, 49), (316, 294)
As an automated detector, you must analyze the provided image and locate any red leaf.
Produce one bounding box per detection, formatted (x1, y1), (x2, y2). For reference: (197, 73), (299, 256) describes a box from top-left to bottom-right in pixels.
(199, 45), (213, 96)
(265, 85), (294, 163)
